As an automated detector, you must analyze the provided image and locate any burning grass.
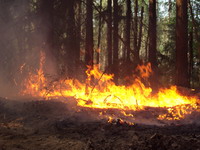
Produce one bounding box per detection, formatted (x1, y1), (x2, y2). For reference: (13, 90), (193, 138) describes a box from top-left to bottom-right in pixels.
(20, 51), (200, 125)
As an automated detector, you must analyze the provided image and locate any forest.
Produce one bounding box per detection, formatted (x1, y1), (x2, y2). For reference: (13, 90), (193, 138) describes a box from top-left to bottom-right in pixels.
(1, 1), (200, 149)
(0, 0), (200, 95)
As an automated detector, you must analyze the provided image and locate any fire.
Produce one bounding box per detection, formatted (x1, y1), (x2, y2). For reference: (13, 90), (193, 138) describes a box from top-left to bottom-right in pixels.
(22, 51), (47, 97)
(21, 52), (200, 123)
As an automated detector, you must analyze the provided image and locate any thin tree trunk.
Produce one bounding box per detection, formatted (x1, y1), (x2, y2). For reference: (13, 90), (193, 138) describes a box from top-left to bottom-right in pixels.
(175, 0), (189, 87)
(134, 0), (139, 61)
(39, 0), (54, 50)
(85, 0), (94, 67)
(76, 0), (81, 64)
(189, 30), (193, 87)
(65, 0), (79, 78)
(188, 0), (200, 55)
(148, 0), (157, 68)
(107, 0), (112, 70)
(85, 0), (94, 94)
(113, 0), (119, 84)
(126, 0), (131, 62)
(39, 0), (61, 75)
(97, 0), (102, 65)
(137, 6), (144, 58)
(188, 0), (199, 40)
(145, 34), (149, 62)
(148, 0), (158, 91)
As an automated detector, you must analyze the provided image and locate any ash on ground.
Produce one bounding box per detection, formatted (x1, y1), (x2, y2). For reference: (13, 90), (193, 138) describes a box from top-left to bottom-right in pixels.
(0, 97), (200, 150)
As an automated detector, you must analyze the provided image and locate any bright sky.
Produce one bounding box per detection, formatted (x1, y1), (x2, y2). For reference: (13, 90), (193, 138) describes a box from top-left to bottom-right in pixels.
(159, 0), (169, 17)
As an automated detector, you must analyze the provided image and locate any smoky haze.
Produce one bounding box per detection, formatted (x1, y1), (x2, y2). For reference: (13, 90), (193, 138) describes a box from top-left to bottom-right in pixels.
(0, 0), (56, 98)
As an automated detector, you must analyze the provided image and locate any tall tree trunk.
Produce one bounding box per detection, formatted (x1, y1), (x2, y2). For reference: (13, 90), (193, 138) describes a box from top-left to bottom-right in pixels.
(189, 31), (193, 87)
(148, 0), (157, 68)
(144, 0), (149, 62)
(148, 0), (158, 91)
(39, 0), (54, 51)
(85, 0), (94, 67)
(107, 0), (112, 71)
(85, 0), (94, 94)
(145, 32), (149, 62)
(71, 0), (81, 79)
(188, 1), (198, 39)
(39, 0), (54, 54)
(188, 0), (200, 56)
(134, 0), (139, 61)
(113, 0), (119, 84)
(65, 0), (79, 78)
(96, 0), (102, 65)
(126, 0), (131, 62)
(175, 0), (189, 87)
(76, 0), (81, 64)
(137, 6), (144, 58)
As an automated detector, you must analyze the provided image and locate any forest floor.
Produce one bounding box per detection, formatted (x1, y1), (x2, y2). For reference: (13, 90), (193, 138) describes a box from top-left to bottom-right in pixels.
(0, 97), (200, 150)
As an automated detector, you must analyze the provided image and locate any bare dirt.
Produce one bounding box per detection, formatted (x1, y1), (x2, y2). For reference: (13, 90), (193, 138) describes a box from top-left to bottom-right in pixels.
(0, 97), (200, 150)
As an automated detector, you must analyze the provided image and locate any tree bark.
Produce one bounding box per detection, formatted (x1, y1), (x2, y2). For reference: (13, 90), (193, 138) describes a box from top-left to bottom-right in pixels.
(113, 0), (119, 84)
(85, 0), (94, 67)
(39, 0), (60, 75)
(97, 0), (102, 65)
(145, 32), (149, 62)
(148, 0), (157, 68)
(148, 0), (158, 92)
(134, 0), (139, 61)
(65, 0), (79, 78)
(175, 0), (189, 87)
(126, 0), (131, 62)
(189, 31), (193, 87)
(137, 6), (144, 59)
(188, 0), (200, 56)
(85, 0), (94, 94)
(39, 0), (54, 50)
(76, 0), (81, 64)
(107, 0), (112, 70)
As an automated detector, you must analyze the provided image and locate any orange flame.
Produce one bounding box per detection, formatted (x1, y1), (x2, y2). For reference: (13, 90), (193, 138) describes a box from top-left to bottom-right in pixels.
(21, 52), (200, 123)
(21, 51), (47, 97)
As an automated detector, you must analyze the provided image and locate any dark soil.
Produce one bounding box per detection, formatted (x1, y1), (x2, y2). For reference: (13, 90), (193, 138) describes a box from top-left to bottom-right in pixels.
(0, 97), (200, 150)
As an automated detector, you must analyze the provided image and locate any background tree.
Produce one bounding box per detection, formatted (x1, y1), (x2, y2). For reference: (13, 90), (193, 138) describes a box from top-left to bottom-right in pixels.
(96, 0), (103, 65)
(65, 0), (80, 78)
(133, 0), (139, 62)
(148, 0), (157, 69)
(0, 0), (200, 94)
(85, 0), (94, 67)
(125, 0), (131, 62)
(175, 0), (189, 87)
(113, 0), (119, 83)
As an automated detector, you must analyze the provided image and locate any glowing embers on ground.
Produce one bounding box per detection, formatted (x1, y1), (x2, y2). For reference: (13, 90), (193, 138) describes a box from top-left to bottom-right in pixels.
(21, 52), (199, 122)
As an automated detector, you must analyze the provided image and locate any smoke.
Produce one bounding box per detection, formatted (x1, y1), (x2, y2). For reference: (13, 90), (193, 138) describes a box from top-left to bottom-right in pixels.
(0, 0), (57, 98)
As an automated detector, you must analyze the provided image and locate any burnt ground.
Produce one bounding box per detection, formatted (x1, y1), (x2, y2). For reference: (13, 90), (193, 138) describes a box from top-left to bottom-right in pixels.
(0, 97), (200, 150)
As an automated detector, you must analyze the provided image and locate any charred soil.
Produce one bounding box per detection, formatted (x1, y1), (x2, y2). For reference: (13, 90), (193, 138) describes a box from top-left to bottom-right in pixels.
(0, 97), (200, 150)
